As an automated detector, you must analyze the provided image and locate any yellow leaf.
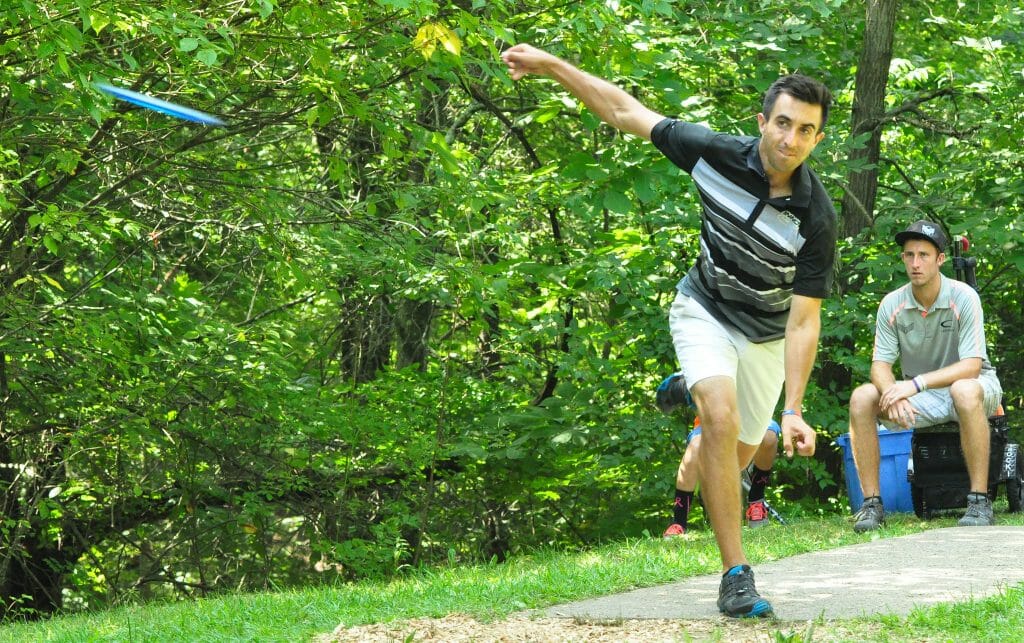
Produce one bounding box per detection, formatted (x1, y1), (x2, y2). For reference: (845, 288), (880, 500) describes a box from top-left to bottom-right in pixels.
(413, 22), (461, 60)
(413, 24), (437, 60)
(43, 275), (64, 291)
(437, 24), (462, 57)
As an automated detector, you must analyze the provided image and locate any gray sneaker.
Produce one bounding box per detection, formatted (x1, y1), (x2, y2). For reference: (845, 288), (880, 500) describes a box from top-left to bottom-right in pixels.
(717, 565), (773, 618)
(958, 493), (995, 526)
(853, 496), (885, 533)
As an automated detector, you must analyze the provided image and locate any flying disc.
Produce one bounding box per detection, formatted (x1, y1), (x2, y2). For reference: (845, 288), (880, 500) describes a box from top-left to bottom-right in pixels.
(96, 83), (225, 126)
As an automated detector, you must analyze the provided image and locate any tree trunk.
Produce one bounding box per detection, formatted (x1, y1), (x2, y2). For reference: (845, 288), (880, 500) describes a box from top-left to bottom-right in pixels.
(815, 0), (900, 501)
(840, 0), (899, 238)
(1, 537), (71, 618)
(395, 299), (435, 370)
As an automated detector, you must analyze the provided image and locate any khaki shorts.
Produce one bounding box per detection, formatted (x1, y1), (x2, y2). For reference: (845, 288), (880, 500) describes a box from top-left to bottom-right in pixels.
(668, 292), (785, 445)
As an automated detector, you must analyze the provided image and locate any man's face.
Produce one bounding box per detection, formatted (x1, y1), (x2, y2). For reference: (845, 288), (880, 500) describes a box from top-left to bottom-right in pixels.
(901, 239), (945, 287)
(756, 93), (826, 177)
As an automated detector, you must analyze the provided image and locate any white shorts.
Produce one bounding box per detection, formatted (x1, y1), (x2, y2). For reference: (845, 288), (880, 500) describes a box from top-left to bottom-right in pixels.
(668, 292), (785, 445)
(881, 373), (1003, 428)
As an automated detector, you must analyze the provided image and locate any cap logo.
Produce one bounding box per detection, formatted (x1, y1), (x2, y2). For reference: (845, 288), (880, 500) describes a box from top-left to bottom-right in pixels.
(922, 224), (936, 236)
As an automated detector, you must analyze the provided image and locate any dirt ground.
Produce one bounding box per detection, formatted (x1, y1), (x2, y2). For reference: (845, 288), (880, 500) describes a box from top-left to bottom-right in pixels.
(318, 614), (882, 642)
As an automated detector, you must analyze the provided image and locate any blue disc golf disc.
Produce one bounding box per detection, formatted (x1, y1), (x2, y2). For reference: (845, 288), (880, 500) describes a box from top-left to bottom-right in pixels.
(96, 83), (225, 126)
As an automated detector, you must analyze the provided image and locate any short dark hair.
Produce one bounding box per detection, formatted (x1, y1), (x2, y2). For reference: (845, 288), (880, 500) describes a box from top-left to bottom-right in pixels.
(762, 74), (833, 131)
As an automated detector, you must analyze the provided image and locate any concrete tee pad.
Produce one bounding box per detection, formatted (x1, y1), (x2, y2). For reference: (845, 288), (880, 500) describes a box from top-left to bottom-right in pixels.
(544, 527), (1024, 621)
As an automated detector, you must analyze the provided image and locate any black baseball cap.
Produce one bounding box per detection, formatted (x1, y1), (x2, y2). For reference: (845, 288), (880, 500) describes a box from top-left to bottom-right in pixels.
(894, 220), (948, 252)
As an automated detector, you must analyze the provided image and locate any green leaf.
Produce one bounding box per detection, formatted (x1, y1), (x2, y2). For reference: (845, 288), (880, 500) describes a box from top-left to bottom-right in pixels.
(603, 189), (633, 215)
(196, 49), (219, 65)
(426, 131), (463, 173)
(534, 103), (561, 124)
(89, 12), (111, 34)
(551, 430), (573, 444)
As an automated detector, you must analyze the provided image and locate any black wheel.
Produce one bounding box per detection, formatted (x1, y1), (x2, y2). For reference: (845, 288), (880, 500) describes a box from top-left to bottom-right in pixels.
(911, 484), (929, 519)
(1008, 457), (1024, 513)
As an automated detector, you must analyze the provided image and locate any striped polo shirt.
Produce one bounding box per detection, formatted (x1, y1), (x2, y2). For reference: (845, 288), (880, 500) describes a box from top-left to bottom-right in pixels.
(873, 273), (997, 379)
(651, 119), (837, 342)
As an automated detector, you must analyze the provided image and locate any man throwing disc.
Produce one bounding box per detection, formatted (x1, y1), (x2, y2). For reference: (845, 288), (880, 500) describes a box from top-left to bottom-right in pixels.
(502, 44), (836, 617)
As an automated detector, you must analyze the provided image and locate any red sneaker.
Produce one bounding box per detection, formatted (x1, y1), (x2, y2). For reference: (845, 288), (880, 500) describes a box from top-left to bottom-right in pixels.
(662, 523), (686, 538)
(746, 500), (769, 528)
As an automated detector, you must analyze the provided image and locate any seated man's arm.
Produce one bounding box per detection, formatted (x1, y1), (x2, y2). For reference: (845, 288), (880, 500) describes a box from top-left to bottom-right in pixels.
(873, 360), (916, 428)
(916, 357), (982, 390)
(875, 358), (983, 428)
(869, 360), (897, 394)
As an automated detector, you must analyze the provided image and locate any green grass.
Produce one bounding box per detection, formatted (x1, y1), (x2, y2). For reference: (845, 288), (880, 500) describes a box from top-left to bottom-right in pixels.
(2, 511), (1023, 642)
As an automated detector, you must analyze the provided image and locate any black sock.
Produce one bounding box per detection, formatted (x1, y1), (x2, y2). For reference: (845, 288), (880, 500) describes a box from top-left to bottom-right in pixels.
(747, 466), (772, 503)
(673, 489), (694, 527)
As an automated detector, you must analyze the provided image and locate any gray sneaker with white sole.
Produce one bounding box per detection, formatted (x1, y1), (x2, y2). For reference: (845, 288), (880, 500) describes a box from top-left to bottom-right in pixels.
(853, 496), (884, 533)
(958, 493), (995, 527)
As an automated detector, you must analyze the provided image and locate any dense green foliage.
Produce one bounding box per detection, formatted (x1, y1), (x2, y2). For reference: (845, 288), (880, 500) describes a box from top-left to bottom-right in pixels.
(1, 0), (1021, 619)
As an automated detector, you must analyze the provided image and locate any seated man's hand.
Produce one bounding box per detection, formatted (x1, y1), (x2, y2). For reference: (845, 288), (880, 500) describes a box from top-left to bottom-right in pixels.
(879, 380), (917, 413)
(884, 398), (917, 428)
(781, 415), (816, 458)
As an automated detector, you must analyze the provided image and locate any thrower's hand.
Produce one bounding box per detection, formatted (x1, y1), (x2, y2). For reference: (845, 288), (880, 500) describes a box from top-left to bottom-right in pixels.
(780, 414), (816, 458)
(501, 43), (559, 81)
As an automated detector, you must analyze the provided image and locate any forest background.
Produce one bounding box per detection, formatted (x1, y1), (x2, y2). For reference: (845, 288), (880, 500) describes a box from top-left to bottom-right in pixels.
(1, 0), (1022, 621)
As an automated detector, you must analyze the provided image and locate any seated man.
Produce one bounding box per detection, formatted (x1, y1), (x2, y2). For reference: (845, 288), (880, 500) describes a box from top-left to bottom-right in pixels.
(847, 220), (1002, 531)
(657, 374), (780, 536)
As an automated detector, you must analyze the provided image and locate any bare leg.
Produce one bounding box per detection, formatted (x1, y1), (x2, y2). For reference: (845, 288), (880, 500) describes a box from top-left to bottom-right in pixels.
(691, 376), (744, 572)
(848, 383), (883, 497)
(751, 431), (778, 471)
(676, 434), (702, 491)
(950, 379), (990, 493)
(744, 432), (778, 509)
(681, 433), (766, 514)
(682, 434), (770, 486)
(736, 441), (759, 472)
(736, 440), (760, 511)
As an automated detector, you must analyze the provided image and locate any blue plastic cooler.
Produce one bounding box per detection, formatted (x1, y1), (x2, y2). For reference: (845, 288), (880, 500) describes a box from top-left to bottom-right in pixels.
(836, 429), (915, 513)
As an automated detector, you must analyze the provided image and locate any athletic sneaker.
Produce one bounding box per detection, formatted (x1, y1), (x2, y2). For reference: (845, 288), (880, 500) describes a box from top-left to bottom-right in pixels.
(958, 493), (995, 526)
(853, 496), (885, 533)
(717, 565), (773, 618)
(746, 500), (769, 528)
(655, 373), (692, 414)
(662, 523), (686, 538)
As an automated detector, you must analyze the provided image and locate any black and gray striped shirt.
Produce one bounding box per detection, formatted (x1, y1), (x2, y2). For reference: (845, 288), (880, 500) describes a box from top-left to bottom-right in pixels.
(652, 119), (837, 343)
